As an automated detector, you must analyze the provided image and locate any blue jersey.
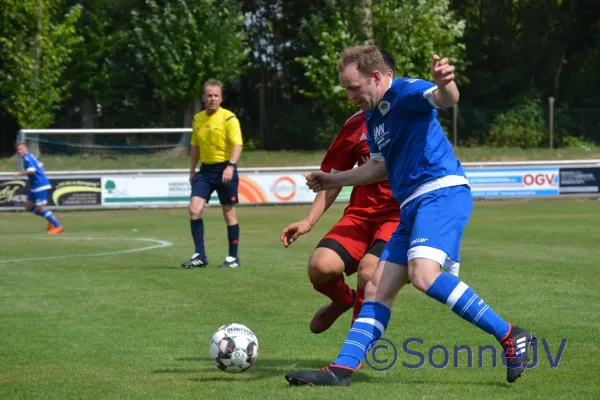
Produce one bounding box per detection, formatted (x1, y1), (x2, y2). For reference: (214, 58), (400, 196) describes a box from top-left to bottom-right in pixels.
(22, 152), (51, 192)
(366, 78), (469, 207)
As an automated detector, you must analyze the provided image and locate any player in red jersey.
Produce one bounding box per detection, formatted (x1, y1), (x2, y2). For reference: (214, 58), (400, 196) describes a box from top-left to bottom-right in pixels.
(280, 50), (399, 335)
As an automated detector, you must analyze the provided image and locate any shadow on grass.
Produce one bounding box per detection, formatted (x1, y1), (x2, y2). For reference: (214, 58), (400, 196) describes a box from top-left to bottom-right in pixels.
(154, 357), (377, 383)
(155, 357), (512, 387)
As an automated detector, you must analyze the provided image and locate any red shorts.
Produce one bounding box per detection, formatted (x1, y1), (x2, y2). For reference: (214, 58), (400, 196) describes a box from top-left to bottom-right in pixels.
(320, 213), (400, 275)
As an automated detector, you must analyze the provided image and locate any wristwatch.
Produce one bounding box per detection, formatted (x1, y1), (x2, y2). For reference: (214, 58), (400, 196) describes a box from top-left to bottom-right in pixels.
(227, 160), (236, 167)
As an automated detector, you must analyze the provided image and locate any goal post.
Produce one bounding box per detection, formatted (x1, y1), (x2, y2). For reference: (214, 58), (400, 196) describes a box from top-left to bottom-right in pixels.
(19, 128), (193, 158)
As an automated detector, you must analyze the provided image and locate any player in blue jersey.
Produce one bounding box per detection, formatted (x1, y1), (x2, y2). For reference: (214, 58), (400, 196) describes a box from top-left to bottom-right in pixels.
(13, 142), (63, 234)
(285, 45), (534, 386)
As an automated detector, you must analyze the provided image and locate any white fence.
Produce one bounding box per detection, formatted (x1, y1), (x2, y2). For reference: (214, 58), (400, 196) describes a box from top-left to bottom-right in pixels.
(1, 160), (600, 211)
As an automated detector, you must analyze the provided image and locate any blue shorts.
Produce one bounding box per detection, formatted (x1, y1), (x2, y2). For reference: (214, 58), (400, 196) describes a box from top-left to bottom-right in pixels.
(27, 190), (49, 206)
(191, 163), (239, 205)
(380, 185), (473, 276)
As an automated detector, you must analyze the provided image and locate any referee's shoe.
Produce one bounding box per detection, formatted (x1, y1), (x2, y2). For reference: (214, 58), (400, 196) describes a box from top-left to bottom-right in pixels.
(181, 253), (207, 268)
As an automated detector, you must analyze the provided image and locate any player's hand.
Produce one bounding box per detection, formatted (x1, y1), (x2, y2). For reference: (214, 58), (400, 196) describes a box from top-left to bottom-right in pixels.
(12, 173), (20, 178)
(306, 171), (339, 192)
(280, 219), (312, 247)
(222, 166), (234, 183)
(431, 55), (455, 88)
(189, 171), (196, 185)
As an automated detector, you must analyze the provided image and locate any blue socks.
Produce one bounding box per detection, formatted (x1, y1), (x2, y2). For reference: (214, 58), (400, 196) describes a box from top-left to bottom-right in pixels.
(332, 301), (391, 369)
(426, 272), (511, 341)
(227, 224), (239, 259)
(190, 219), (206, 261)
(31, 206), (60, 227)
(42, 209), (60, 227)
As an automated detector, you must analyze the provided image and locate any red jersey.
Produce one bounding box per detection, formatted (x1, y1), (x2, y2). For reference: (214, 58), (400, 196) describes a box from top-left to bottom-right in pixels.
(320, 110), (399, 218)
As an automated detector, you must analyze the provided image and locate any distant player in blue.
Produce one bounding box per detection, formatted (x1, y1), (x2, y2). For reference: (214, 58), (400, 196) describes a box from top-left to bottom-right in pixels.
(13, 142), (63, 234)
(285, 45), (534, 386)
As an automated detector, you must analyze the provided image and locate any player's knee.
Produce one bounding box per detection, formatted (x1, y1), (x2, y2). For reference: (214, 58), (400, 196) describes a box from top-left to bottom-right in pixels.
(308, 255), (343, 284)
(407, 261), (439, 292)
(357, 260), (376, 288)
(188, 204), (203, 219)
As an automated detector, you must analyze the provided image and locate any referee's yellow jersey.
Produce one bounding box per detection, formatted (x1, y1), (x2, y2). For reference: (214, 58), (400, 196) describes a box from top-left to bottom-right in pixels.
(191, 107), (243, 164)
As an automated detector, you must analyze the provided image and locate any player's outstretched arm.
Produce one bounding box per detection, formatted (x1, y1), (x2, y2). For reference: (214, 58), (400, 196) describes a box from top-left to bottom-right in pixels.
(306, 160), (386, 192)
(430, 55), (459, 109)
(280, 188), (341, 247)
(12, 170), (34, 177)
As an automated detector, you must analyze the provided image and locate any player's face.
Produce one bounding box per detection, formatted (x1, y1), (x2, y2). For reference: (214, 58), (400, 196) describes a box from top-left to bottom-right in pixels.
(203, 85), (223, 114)
(339, 65), (382, 111)
(16, 144), (27, 156)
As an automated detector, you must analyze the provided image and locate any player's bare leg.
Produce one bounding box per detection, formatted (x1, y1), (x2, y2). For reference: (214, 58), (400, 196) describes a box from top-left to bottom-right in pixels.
(308, 248), (355, 334)
(354, 253), (378, 322)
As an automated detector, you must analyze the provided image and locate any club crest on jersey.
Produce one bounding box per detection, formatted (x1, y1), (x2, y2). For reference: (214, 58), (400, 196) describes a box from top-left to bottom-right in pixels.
(359, 133), (367, 142)
(378, 101), (390, 116)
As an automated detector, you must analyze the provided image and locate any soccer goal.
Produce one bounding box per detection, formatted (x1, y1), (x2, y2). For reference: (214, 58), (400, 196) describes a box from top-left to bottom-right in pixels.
(19, 128), (193, 158)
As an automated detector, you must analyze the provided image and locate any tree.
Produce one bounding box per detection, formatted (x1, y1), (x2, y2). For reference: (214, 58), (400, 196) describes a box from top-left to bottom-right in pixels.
(62, 0), (141, 141)
(0, 0), (82, 134)
(372, 0), (466, 82)
(131, 0), (249, 146)
(295, 0), (466, 143)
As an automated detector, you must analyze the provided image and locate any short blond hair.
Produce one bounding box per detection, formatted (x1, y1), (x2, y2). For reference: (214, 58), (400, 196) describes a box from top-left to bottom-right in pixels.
(337, 45), (387, 77)
(203, 79), (223, 94)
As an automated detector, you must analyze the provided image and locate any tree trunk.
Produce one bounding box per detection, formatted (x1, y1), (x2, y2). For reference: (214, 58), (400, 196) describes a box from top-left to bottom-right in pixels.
(170, 97), (203, 156)
(81, 96), (95, 147)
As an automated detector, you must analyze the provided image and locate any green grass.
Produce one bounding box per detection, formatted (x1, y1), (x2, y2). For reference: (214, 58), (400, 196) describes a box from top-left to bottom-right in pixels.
(1, 199), (600, 399)
(1, 146), (600, 172)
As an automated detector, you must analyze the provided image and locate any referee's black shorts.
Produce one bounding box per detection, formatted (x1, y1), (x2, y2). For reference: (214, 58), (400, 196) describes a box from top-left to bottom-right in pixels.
(191, 162), (239, 205)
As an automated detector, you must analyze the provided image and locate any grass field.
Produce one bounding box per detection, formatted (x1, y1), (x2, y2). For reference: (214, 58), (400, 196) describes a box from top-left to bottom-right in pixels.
(1, 199), (600, 399)
(1, 146), (600, 172)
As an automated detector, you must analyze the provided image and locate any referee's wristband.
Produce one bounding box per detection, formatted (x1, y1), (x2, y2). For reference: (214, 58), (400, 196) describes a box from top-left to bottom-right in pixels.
(227, 160), (236, 167)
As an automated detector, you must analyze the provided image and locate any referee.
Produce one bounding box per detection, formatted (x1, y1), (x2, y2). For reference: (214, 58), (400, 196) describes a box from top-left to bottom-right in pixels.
(182, 79), (243, 269)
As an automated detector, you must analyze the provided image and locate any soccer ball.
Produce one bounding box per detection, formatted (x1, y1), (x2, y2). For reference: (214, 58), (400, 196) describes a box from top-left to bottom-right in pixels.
(209, 323), (259, 373)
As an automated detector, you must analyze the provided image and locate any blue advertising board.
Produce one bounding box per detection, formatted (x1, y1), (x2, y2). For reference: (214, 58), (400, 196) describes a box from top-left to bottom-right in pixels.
(465, 167), (559, 198)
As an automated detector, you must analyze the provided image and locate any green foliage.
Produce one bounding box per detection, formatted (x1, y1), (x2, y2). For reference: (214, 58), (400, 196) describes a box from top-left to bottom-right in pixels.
(560, 135), (594, 150)
(372, 0), (467, 82)
(131, 0), (249, 104)
(295, 7), (362, 116)
(294, 0), (467, 143)
(487, 96), (546, 148)
(0, 0), (83, 128)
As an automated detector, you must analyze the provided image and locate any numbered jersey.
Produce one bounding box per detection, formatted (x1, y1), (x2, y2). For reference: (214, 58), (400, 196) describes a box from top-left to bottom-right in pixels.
(320, 110), (399, 218)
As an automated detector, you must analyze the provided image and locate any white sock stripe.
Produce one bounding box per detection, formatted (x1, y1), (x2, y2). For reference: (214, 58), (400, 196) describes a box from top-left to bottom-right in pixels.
(445, 281), (469, 308)
(473, 305), (489, 324)
(344, 340), (366, 351)
(354, 318), (386, 335)
(350, 328), (375, 340)
(459, 294), (478, 317)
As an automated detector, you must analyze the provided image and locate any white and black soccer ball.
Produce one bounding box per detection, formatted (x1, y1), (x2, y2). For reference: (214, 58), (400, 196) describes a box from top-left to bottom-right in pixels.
(209, 323), (259, 373)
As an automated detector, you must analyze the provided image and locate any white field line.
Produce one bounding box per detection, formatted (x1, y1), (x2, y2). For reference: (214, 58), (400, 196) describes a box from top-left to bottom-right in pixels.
(0, 237), (172, 264)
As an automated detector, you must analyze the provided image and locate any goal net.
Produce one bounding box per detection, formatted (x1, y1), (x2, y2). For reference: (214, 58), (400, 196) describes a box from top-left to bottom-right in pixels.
(19, 128), (193, 158)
